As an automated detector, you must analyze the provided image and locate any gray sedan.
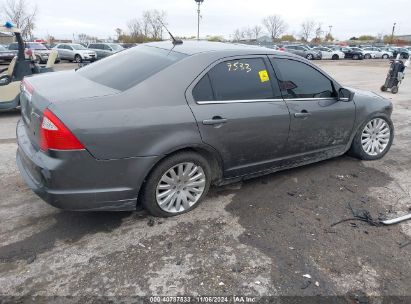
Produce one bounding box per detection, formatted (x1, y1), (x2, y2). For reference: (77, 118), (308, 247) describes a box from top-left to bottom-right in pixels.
(87, 43), (124, 59)
(281, 44), (322, 60)
(16, 41), (394, 216)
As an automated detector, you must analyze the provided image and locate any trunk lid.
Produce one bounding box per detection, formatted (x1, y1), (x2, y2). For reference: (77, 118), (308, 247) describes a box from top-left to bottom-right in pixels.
(20, 70), (120, 149)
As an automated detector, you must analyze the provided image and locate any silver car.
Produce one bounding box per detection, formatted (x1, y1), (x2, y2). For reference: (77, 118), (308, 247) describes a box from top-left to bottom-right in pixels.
(54, 43), (97, 63)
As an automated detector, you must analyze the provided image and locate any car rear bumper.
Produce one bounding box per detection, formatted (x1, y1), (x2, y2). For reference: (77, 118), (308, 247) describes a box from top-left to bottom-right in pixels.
(16, 119), (159, 211)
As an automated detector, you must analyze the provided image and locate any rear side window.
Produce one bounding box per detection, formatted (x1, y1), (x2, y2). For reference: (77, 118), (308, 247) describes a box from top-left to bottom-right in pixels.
(77, 45), (187, 91)
(193, 74), (214, 101)
(8, 43), (18, 50)
(273, 58), (335, 99)
(203, 58), (276, 101)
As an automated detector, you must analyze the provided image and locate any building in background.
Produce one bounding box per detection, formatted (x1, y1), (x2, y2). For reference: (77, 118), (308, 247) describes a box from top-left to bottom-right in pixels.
(0, 32), (14, 44)
(396, 35), (411, 42)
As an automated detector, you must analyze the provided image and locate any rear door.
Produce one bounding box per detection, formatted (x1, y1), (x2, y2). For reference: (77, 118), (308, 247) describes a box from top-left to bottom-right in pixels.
(270, 57), (355, 156)
(186, 56), (290, 178)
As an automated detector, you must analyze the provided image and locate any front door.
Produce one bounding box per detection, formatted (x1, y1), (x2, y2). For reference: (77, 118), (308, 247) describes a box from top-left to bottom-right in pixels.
(186, 56), (291, 178)
(270, 57), (355, 156)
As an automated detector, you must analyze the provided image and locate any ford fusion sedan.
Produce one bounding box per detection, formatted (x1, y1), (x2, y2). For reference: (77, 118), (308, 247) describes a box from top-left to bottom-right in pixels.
(16, 41), (394, 217)
(54, 43), (97, 63)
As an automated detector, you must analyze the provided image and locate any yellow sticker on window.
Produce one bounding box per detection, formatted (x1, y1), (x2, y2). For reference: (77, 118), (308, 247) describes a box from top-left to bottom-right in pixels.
(259, 70), (270, 82)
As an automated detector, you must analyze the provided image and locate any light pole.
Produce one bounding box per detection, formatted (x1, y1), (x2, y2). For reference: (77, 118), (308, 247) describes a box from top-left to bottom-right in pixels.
(195, 0), (204, 40)
(391, 22), (396, 44)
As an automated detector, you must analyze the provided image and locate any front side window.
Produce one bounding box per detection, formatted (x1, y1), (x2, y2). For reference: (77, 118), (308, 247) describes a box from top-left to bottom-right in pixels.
(205, 58), (276, 101)
(273, 58), (335, 99)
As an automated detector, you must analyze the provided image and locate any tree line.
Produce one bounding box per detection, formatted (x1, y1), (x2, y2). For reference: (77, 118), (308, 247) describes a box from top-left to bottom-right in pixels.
(232, 15), (334, 43)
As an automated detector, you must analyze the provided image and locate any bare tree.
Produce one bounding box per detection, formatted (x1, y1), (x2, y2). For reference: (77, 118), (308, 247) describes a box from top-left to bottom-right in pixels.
(232, 28), (243, 42)
(243, 27), (253, 41)
(141, 11), (151, 37)
(127, 19), (142, 38)
(262, 15), (287, 42)
(1, 0), (37, 39)
(115, 28), (122, 40)
(252, 25), (263, 40)
(148, 10), (167, 40)
(300, 19), (316, 42)
(315, 23), (323, 39)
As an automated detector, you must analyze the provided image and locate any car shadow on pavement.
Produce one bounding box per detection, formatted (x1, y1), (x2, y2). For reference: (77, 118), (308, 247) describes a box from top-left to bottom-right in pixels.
(0, 211), (133, 263)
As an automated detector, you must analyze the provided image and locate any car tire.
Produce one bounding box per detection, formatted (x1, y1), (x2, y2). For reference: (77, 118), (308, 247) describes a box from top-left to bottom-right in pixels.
(364, 54), (371, 59)
(332, 54), (339, 60)
(348, 116), (394, 161)
(353, 54), (359, 60)
(74, 55), (82, 63)
(140, 152), (211, 217)
(306, 54), (314, 60)
(382, 54), (389, 59)
(391, 86), (398, 94)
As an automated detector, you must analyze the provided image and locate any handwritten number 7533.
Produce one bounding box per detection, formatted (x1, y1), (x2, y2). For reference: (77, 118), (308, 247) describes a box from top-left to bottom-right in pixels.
(227, 62), (251, 73)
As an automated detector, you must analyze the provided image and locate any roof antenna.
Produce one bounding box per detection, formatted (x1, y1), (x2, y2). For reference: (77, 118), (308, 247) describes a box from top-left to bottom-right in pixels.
(158, 19), (183, 45)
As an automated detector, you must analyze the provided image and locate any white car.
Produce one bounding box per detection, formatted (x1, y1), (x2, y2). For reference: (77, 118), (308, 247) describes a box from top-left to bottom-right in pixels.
(54, 43), (97, 63)
(362, 47), (392, 59)
(313, 47), (345, 60)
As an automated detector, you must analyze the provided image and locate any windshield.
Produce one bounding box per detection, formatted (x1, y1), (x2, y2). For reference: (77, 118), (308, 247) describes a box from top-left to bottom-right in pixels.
(77, 45), (187, 91)
(72, 44), (87, 50)
(109, 44), (124, 51)
(27, 43), (48, 50)
(0, 45), (6, 51)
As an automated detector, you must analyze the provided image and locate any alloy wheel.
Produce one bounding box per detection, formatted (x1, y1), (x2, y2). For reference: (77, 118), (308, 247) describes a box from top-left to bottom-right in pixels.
(361, 118), (391, 156)
(156, 162), (206, 213)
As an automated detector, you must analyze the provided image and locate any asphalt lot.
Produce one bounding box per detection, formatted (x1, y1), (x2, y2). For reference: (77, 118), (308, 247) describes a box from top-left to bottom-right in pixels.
(0, 59), (411, 302)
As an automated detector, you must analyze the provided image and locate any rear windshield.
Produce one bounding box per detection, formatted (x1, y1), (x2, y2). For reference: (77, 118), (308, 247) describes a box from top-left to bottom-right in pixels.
(72, 44), (87, 50)
(77, 45), (187, 91)
(27, 43), (48, 50)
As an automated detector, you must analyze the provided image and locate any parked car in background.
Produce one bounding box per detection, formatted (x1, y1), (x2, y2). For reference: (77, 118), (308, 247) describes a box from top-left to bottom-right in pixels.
(8, 42), (60, 64)
(119, 43), (137, 49)
(313, 46), (344, 60)
(281, 45), (322, 60)
(16, 41), (394, 217)
(348, 47), (375, 59)
(54, 43), (97, 63)
(391, 47), (410, 59)
(87, 43), (124, 59)
(333, 47), (364, 60)
(0, 44), (17, 62)
(362, 47), (392, 59)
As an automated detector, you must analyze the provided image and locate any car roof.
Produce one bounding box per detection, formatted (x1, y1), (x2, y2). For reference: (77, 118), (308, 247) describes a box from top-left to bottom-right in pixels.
(144, 40), (282, 56)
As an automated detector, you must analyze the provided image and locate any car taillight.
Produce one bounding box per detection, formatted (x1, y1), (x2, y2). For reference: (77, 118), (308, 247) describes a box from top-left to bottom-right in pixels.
(279, 48), (285, 51)
(40, 109), (85, 151)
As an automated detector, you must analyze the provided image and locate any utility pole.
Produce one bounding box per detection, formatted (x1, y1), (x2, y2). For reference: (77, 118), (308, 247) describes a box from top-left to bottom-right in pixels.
(391, 22), (396, 44)
(195, 0), (204, 40)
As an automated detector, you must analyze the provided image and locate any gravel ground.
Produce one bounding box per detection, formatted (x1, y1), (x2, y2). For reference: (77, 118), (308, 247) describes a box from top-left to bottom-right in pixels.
(0, 59), (410, 303)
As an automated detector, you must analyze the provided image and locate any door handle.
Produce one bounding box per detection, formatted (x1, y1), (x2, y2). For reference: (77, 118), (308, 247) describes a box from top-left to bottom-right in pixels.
(202, 116), (228, 125)
(294, 110), (312, 119)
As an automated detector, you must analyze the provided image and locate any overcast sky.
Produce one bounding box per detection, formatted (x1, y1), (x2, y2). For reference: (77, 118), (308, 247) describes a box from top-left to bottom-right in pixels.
(5, 0), (411, 40)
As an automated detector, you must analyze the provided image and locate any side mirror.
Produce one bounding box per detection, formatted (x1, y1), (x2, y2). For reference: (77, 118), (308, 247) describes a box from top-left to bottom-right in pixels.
(338, 88), (355, 102)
